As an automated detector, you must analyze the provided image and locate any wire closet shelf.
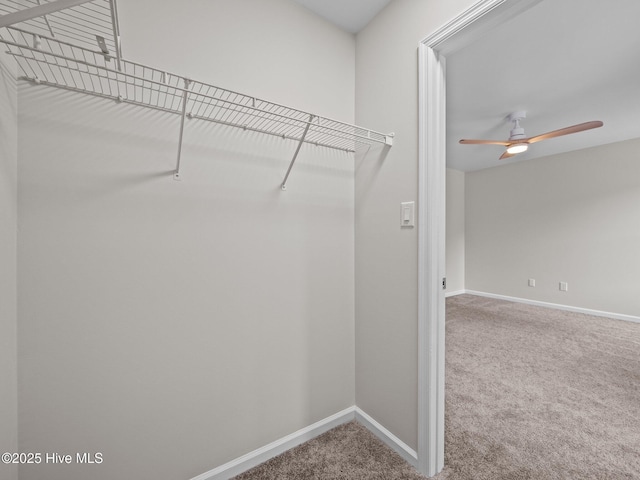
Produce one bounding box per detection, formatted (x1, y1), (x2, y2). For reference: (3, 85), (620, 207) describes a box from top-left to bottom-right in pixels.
(0, 0), (393, 186)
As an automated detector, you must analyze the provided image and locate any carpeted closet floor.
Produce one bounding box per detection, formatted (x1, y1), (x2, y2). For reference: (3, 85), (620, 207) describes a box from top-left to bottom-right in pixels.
(234, 294), (640, 479)
(233, 420), (428, 480)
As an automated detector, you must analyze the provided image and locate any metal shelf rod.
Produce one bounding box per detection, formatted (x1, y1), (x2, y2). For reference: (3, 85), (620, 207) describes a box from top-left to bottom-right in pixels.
(8, 43), (385, 148)
(4, 26), (390, 145)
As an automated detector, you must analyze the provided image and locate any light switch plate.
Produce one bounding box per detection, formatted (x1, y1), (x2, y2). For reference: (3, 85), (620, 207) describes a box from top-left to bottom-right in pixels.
(401, 201), (415, 228)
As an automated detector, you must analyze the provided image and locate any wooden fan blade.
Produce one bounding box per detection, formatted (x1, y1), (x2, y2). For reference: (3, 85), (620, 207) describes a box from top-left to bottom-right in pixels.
(527, 121), (603, 144)
(459, 139), (510, 146)
(499, 150), (515, 160)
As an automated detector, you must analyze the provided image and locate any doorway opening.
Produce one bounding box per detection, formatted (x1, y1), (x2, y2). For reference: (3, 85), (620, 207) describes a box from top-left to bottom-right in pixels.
(416, 0), (544, 475)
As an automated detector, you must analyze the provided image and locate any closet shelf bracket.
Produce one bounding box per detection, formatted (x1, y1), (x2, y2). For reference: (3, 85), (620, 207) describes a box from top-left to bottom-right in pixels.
(174, 78), (192, 181)
(281, 114), (315, 191)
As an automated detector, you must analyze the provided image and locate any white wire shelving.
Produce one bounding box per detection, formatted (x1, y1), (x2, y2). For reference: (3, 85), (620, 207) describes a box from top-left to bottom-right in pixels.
(0, 0), (393, 187)
(0, 0), (122, 65)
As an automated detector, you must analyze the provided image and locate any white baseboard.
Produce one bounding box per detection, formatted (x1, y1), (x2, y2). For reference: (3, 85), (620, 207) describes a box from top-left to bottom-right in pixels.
(191, 407), (356, 480)
(190, 406), (419, 480)
(354, 407), (418, 468)
(464, 290), (640, 324)
(445, 289), (465, 298)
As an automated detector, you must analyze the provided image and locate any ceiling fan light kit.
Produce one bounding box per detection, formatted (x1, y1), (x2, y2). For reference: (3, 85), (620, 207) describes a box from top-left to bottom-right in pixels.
(459, 110), (603, 161)
(506, 143), (528, 154)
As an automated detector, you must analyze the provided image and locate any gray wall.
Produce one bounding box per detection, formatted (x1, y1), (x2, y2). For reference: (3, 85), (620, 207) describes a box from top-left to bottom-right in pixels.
(17, 1), (355, 479)
(466, 138), (640, 317)
(354, 0), (476, 451)
(446, 169), (465, 293)
(0, 53), (18, 480)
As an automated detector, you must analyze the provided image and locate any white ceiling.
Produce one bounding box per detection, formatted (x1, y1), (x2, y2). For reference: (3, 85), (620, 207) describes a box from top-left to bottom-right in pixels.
(292, 0), (640, 172)
(446, 0), (640, 171)
(292, 0), (392, 34)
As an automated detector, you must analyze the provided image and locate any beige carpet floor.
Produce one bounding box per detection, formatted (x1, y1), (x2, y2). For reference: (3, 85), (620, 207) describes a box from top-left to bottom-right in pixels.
(233, 294), (640, 479)
(233, 420), (428, 480)
(436, 294), (640, 479)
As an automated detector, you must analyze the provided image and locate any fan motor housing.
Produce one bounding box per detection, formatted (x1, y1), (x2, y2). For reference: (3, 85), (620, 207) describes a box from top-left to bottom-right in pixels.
(510, 126), (526, 140)
(508, 111), (527, 140)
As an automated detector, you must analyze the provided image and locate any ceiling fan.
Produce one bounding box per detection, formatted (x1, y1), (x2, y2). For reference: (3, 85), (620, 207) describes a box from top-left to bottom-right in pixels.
(459, 112), (603, 160)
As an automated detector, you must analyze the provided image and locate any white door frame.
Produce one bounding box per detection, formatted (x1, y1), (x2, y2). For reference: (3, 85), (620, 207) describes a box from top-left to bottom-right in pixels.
(417, 0), (544, 475)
